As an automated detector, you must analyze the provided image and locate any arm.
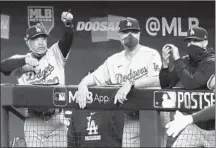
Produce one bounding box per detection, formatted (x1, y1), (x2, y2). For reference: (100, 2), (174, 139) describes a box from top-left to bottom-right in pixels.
(79, 74), (97, 87)
(174, 59), (215, 89)
(81, 59), (111, 87)
(0, 55), (26, 76)
(159, 66), (179, 89)
(135, 51), (162, 88)
(135, 76), (160, 88)
(58, 23), (74, 58)
(77, 59), (111, 108)
(192, 105), (215, 123)
(166, 105), (215, 138)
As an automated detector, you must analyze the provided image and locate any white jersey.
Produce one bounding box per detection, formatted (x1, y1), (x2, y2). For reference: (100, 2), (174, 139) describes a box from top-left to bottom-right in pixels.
(92, 45), (162, 86)
(18, 42), (67, 85)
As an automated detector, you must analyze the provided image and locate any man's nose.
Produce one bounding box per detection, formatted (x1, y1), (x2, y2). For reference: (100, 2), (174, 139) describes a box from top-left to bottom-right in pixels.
(38, 38), (44, 45)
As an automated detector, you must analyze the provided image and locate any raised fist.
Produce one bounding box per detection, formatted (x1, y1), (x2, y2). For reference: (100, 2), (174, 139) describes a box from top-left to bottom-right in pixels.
(25, 53), (39, 67)
(61, 10), (73, 26)
(163, 44), (180, 60)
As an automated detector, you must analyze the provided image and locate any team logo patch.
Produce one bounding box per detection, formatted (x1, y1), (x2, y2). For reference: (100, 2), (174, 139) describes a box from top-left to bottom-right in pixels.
(189, 28), (195, 35)
(53, 86), (68, 107)
(154, 91), (177, 108)
(126, 20), (132, 27)
(28, 6), (54, 33)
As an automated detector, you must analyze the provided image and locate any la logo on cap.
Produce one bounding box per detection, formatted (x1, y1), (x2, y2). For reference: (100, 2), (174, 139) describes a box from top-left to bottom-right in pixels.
(36, 26), (41, 32)
(126, 20), (132, 27)
(189, 29), (195, 35)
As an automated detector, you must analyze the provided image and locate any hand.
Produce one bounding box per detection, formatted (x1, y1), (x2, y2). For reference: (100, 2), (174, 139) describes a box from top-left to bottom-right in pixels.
(162, 45), (171, 68)
(114, 81), (132, 104)
(61, 10), (73, 26)
(21, 65), (39, 73)
(165, 44), (180, 60)
(76, 83), (89, 109)
(25, 53), (39, 67)
(165, 110), (193, 138)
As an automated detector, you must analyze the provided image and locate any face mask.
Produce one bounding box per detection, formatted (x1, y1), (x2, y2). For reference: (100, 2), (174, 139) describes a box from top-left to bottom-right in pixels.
(187, 45), (207, 61)
(120, 32), (139, 49)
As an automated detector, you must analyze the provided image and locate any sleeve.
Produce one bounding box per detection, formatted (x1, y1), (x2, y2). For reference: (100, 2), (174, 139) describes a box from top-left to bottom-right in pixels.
(0, 54), (26, 76)
(91, 59), (111, 86)
(174, 59), (215, 89)
(192, 105), (215, 123)
(159, 66), (179, 89)
(58, 26), (74, 58)
(148, 51), (162, 77)
(48, 42), (68, 68)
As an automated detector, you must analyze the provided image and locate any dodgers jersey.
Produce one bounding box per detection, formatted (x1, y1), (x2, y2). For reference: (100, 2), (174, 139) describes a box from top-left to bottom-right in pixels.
(18, 43), (67, 85)
(92, 45), (162, 86)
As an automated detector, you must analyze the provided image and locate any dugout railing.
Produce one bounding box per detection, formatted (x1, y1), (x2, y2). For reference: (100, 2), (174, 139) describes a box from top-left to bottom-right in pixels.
(1, 84), (215, 147)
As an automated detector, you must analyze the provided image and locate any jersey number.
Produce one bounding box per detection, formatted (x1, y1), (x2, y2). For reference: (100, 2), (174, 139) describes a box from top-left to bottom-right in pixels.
(86, 116), (98, 135)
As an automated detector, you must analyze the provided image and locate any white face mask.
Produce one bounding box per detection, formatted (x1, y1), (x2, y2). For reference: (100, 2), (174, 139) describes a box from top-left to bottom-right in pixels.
(119, 32), (140, 48)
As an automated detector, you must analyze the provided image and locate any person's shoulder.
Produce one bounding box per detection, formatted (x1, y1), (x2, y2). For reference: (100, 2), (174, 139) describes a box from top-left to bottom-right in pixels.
(10, 54), (26, 59)
(139, 45), (160, 56)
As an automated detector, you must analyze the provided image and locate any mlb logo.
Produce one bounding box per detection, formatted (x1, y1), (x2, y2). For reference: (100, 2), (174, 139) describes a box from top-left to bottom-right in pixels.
(53, 87), (68, 107)
(154, 91), (177, 108)
(54, 92), (66, 101)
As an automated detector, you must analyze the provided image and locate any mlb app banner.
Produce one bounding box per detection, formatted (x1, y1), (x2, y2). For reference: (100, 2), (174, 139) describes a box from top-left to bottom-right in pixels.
(154, 90), (215, 110)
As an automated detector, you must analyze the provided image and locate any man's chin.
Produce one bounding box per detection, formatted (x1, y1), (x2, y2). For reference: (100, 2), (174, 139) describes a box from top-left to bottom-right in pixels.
(32, 51), (47, 58)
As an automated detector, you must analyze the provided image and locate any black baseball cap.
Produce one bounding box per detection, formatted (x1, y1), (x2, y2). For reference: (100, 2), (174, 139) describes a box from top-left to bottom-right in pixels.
(118, 17), (140, 32)
(184, 26), (208, 41)
(24, 24), (49, 40)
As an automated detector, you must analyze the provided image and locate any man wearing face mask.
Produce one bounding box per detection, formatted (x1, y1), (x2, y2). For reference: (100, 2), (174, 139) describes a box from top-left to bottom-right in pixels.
(1, 11), (74, 147)
(75, 17), (162, 147)
(159, 26), (215, 147)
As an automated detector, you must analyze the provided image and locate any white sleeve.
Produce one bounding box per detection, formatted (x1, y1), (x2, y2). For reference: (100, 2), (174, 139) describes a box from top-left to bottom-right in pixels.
(48, 42), (68, 68)
(91, 59), (111, 86)
(148, 51), (162, 77)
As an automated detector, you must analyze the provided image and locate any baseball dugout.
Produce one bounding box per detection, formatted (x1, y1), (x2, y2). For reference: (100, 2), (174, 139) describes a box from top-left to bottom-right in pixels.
(1, 84), (215, 147)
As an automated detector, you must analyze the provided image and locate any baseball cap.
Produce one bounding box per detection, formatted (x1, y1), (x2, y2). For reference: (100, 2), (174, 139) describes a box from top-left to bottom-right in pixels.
(24, 24), (49, 40)
(118, 17), (140, 32)
(184, 26), (208, 41)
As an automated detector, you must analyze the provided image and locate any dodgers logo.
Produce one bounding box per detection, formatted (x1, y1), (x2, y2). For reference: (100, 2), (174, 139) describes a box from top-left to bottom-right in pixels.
(28, 6), (54, 33)
(53, 86), (68, 107)
(154, 91), (177, 108)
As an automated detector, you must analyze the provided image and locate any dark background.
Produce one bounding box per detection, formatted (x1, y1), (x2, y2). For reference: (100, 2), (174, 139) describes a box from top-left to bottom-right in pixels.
(1, 1), (215, 143)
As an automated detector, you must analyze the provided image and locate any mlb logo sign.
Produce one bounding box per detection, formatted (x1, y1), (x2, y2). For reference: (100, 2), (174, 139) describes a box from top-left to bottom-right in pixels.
(154, 91), (177, 109)
(53, 87), (68, 107)
(28, 6), (54, 33)
(54, 92), (66, 101)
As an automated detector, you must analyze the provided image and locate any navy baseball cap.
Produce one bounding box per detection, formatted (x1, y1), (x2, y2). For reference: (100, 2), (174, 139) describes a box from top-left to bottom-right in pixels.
(184, 26), (208, 41)
(118, 17), (140, 32)
(24, 24), (49, 40)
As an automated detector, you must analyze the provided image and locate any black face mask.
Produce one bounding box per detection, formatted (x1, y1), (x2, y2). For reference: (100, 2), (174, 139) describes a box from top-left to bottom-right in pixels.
(123, 34), (138, 49)
(187, 45), (208, 61)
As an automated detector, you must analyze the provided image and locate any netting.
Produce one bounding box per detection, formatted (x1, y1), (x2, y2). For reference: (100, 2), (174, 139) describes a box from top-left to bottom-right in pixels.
(9, 109), (215, 147)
